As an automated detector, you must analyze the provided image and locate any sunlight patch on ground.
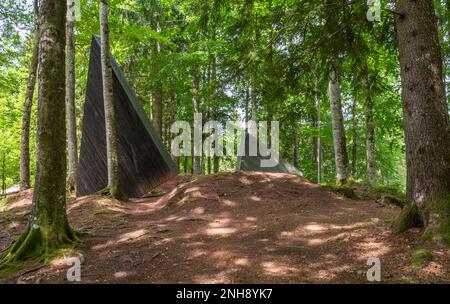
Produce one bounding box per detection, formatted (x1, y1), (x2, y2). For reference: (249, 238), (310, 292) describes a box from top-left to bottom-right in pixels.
(206, 227), (237, 236)
(261, 261), (299, 276)
(117, 229), (149, 243)
(304, 223), (327, 232)
(191, 207), (205, 214)
(234, 258), (250, 266)
(250, 195), (261, 202)
(221, 199), (238, 207)
(353, 240), (391, 260)
(114, 271), (129, 279)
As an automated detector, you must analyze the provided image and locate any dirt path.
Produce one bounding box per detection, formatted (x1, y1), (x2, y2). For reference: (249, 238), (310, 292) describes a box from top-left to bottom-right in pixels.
(1, 172), (449, 283)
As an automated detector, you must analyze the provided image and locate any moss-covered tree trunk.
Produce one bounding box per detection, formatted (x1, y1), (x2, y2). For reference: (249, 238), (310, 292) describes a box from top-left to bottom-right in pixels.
(350, 98), (357, 176)
(293, 123), (299, 169)
(99, 0), (125, 200)
(394, 0), (450, 245)
(1, 0), (78, 266)
(66, 0), (78, 192)
(328, 63), (349, 184)
(365, 72), (376, 186)
(19, 1), (39, 192)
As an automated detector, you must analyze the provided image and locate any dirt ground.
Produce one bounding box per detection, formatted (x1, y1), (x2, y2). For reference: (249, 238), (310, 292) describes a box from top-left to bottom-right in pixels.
(0, 172), (449, 284)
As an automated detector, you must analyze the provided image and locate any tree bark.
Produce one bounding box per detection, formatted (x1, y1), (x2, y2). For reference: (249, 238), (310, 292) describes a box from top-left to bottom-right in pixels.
(192, 68), (202, 175)
(100, 0), (124, 199)
(2, 151), (5, 198)
(154, 81), (163, 136)
(350, 98), (358, 176)
(250, 75), (257, 122)
(394, 0), (450, 244)
(315, 92), (322, 183)
(328, 63), (349, 184)
(447, 0), (450, 40)
(66, 0), (78, 192)
(1, 0), (78, 265)
(293, 123), (299, 168)
(153, 21), (163, 136)
(365, 75), (376, 186)
(19, 1), (39, 191)
(148, 91), (153, 121)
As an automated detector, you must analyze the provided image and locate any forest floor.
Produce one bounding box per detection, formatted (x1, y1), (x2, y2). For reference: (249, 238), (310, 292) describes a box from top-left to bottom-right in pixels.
(0, 172), (449, 284)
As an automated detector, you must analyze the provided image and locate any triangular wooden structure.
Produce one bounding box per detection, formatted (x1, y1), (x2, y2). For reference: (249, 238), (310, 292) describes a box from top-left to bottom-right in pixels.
(76, 36), (178, 198)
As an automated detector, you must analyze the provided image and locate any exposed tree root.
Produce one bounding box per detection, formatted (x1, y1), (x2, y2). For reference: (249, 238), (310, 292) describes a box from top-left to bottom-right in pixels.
(97, 187), (128, 201)
(0, 224), (82, 274)
(393, 194), (450, 247)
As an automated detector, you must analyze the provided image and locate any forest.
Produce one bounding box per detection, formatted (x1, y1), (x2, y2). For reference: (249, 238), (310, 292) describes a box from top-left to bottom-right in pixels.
(0, 0), (449, 284)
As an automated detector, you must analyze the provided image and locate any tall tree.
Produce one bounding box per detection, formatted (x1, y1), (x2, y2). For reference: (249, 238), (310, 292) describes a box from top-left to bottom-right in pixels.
(191, 67), (202, 175)
(328, 63), (349, 184)
(350, 98), (358, 176)
(153, 20), (163, 136)
(394, 0), (450, 244)
(365, 73), (376, 186)
(325, 0), (349, 185)
(19, 0), (39, 191)
(99, 0), (125, 199)
(1, 0), (78, 265)
(66, 0), (77, 192)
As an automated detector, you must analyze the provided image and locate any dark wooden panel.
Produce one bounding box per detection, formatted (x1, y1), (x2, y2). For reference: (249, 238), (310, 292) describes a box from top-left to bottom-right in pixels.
(76, 36), (178, 198)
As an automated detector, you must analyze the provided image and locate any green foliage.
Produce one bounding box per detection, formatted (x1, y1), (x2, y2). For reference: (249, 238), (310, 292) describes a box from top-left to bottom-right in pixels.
(2, 0), (449, 195)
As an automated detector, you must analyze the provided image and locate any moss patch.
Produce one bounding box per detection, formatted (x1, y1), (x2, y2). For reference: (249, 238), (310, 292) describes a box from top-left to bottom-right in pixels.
(422, 194), (450, 246)
(411, 248), (433, 268)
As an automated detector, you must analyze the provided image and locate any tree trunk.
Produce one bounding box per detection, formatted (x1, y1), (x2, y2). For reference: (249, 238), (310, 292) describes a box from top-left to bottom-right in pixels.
(365, 76), (376, 186)
(148, 91), (153, 121)
(394, 0), (450, 245)
(328, 64), (349, 184)
(66, 0), (77, 193)
(2, 151), (5, 198)
(19, 1), (39, 191)
(350, 98), (357, 176)
(100, 0), (125, 200)
(192, 68), (202, 175)
(154, 81), (163, 136)
(447, 0), (450, 40)
(1, 0), (78, 265)
(293, 123), (299, 168)
(315, 92), (322, 183)
(250, 75), (257, 122)
(153, 21), (163, 136)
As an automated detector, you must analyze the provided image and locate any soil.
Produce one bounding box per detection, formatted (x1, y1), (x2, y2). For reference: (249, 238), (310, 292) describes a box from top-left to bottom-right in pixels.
(0, 172), (449, 284)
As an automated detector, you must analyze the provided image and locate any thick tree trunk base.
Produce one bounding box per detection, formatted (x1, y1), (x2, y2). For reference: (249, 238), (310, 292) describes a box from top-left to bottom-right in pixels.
(0, 224), (80, 272)
(392, 204), (422, 235)
(336, 175), (353, 187)
(97, 187), (128, 201)
(393, 194), (450, 246)
(421, 194), (450, 245)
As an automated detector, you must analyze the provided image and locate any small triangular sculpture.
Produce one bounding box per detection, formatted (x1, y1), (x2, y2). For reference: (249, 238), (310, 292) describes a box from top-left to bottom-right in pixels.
(76, 36), (178, 198)
(236, 132), (303, 176)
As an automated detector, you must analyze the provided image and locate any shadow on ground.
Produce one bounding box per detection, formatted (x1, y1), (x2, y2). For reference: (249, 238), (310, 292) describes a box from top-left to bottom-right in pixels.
(1, 172), (449, 283)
